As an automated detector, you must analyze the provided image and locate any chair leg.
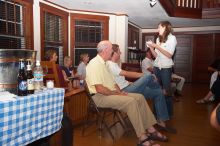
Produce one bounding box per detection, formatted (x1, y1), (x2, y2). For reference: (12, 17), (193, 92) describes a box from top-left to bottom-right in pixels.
(82, 105), (129, 142)
(101, 112), (115, 142)
(115, 112), (128, 134)
(81, 106), (92, 136)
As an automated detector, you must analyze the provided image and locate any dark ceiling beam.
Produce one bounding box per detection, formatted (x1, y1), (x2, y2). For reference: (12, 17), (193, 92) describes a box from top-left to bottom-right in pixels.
(159, 0), (202, 19)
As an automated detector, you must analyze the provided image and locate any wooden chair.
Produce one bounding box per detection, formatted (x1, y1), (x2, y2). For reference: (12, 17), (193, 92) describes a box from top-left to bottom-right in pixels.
(81, 81), (128, 142)
(41, 61), (61, 87)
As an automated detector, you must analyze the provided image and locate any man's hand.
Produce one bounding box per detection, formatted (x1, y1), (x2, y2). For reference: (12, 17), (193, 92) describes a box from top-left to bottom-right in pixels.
(112, 90), (128, 96)
(119, 91), (128, 95)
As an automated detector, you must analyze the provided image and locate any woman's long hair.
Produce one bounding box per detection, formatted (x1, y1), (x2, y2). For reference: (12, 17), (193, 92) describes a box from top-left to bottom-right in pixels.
(158, 21), (173, 43)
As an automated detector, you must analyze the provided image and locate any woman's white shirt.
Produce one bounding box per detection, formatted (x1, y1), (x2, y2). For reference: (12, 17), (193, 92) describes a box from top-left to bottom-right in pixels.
(154, 33), (177, 69)
(106, 61), (129, 89)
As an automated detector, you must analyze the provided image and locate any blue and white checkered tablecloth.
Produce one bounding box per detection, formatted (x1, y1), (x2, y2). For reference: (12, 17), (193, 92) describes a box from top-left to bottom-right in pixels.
(0, 88), (65, 146)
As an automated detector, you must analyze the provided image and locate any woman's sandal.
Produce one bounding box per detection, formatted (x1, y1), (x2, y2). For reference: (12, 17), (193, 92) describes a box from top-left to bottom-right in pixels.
(137, 137), (160, 146)
(196, 99), (210, 104)
(147, 131), (168, 142)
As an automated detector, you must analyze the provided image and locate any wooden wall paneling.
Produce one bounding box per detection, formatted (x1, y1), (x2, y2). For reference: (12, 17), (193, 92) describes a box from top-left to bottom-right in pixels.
(174, 35), (193, 82)
(64, 88), (88, 125)
(214, 33), (220, 58)
(192, 34), (214, 83)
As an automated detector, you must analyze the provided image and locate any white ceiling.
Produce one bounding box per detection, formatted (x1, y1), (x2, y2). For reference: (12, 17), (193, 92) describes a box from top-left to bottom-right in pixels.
(48, 0), (220, 29)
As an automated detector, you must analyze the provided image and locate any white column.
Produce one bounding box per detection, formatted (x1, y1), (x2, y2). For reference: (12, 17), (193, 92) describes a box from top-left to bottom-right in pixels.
(115, 15), (128, 62)
(33, 0), (41, 60)
(68, 14), (71, 55)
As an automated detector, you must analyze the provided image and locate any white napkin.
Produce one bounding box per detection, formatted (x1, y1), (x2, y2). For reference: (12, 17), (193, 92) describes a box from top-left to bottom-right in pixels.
(0, 91), (16, 102)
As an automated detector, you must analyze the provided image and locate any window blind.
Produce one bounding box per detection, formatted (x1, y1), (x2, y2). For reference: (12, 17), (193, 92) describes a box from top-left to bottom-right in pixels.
(44, 11), (63, 44)
(0, 0), (25, 49)
(75, 20), (103, 48)
(44, 11), (64, 65)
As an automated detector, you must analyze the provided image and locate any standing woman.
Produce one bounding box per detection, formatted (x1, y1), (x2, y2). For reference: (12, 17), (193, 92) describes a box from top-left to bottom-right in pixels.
(147, 21), (177, 118)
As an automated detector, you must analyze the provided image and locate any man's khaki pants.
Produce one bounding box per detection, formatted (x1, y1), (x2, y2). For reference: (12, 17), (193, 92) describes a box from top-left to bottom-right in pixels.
(92, 92), (157, 137)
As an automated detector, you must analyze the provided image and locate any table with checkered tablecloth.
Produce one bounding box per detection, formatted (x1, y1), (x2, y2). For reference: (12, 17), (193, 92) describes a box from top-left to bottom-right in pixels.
(0, 88), (65, 146)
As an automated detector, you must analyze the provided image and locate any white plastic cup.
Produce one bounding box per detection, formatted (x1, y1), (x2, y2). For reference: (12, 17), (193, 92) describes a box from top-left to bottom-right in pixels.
(46, 80), (54, 89)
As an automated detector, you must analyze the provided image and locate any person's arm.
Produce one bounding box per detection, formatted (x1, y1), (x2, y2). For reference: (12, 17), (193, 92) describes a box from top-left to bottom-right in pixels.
(147, 67), (154, 73)
(94, 84), (126, 96)
(120, 69), (143, 79)
(148, 42), (172, 58)
(208, 66), (217, 73)
(210, 103), (220, 131)
(209, 59), (220, 73)
(149, 46), (157, 58)
(148, 36), (177, 58)
(114, 84), (128, 95)
(62, 70), (70, 82)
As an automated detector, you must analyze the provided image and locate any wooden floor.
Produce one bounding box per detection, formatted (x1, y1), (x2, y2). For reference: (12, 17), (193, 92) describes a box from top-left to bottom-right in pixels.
(73, 83), (220, 146)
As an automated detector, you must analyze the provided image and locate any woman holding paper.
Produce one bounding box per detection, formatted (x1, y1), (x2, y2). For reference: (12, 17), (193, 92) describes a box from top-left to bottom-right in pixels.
(147, 21), (177, 118)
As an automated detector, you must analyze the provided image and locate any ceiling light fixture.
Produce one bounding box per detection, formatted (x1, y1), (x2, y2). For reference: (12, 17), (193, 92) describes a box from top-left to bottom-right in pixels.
(149, 0), (157, 7)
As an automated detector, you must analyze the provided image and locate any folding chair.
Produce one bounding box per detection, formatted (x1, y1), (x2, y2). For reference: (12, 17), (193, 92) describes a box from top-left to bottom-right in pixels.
(81, 81), (128, 142)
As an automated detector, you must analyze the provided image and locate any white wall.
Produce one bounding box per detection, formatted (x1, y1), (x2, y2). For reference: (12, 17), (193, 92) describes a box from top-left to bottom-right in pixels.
(114, 16), (128, 62)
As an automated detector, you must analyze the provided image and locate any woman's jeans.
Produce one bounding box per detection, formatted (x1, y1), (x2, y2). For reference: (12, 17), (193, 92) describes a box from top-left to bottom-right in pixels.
(154, 67), (173, 118)
(123, 74), (169, 122)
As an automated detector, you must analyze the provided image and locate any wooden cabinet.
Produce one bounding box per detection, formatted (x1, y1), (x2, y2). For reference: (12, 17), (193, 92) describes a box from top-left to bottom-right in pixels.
(64, 88), (88, 125)
(192, 33), (220, 83)
(128, 24), (139, 49)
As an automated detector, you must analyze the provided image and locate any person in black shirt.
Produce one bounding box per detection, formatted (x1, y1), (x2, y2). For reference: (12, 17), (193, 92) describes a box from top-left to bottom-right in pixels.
(208, 59), (220, 73)
(61, 56), (75, 82)
(61, 56), (80, 88)
(210, 65), (220, 100)
(196, 60), (220, 104)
